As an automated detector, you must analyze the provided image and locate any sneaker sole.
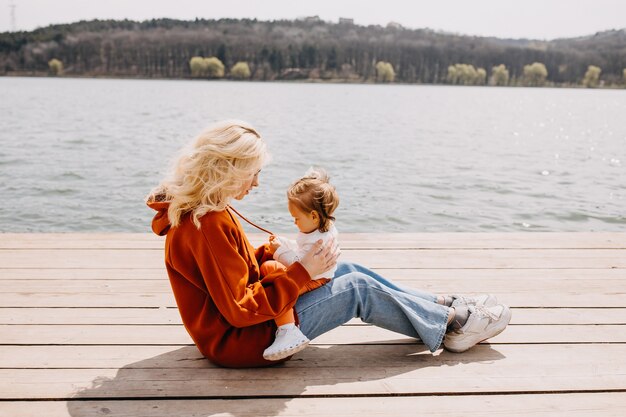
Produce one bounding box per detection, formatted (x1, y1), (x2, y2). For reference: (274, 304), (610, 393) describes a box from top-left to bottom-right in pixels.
(263, 340), (310, 361)
(444, 306), (512, 353)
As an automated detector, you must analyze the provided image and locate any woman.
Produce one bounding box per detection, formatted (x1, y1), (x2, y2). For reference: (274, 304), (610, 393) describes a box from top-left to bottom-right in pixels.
(146, 120), (511, 368)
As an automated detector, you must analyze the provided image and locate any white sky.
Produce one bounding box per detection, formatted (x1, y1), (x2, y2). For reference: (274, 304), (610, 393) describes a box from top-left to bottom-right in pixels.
(2, 0), (625, 40)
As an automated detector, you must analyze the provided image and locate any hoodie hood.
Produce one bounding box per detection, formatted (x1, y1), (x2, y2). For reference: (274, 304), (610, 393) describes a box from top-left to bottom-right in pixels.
(147, 198), (171, 236)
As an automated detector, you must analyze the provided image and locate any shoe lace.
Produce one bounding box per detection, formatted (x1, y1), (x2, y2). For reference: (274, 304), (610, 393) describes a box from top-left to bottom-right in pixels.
(457, 295), (476, 304)
(451, 295), (481, 307)
(473, 305), (499, 321)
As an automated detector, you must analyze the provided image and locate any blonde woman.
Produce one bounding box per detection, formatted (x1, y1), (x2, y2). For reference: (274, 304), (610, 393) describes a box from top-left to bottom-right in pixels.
(147, 120), (511, 368)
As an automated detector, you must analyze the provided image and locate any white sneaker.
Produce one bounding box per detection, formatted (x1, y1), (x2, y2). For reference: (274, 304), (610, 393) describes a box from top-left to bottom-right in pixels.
(263, 325), (310, 361)
(444, 304), (512, 353)
(450, 294), (498, 308)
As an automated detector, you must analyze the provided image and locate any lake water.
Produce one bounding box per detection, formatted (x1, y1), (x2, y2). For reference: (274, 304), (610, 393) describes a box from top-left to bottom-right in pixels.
(0, 77), (624, 233)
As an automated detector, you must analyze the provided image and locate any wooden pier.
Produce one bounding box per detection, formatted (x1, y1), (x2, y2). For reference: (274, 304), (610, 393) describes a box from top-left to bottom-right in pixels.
(1, 233), (625, 416)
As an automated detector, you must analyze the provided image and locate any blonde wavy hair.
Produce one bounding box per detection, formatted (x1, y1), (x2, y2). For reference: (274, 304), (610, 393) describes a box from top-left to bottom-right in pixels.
(147, 120), (269, 229)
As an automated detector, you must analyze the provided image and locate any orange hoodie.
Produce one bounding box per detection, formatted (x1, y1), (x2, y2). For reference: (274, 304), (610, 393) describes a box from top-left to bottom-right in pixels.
(148, 200), (312, 368)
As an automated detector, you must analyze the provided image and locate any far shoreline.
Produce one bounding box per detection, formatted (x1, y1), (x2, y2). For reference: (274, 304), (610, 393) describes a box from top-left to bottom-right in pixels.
(2, 72), (624, 90)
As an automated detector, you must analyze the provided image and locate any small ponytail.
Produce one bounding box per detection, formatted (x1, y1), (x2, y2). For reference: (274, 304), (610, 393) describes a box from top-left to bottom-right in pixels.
(303, 167), (330, 183)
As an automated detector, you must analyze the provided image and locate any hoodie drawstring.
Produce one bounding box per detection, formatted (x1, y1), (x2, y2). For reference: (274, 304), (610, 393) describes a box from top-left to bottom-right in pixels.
(227, 205), (274, 235)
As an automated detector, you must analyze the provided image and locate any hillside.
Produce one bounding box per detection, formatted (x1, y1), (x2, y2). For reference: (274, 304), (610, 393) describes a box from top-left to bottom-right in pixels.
(1, 18), (624, 85)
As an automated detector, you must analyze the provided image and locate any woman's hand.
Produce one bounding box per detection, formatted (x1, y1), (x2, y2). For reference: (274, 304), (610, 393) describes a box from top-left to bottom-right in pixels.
(298, 238), (340, 278)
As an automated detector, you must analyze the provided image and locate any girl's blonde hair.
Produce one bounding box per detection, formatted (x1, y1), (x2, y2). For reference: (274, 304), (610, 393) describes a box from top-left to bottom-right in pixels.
(147, 120), (269, 229)
(287, 167), (339, 233)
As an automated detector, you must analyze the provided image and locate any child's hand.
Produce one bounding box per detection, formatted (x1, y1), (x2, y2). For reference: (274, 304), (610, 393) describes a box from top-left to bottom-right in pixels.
(268, 235), (281, 254)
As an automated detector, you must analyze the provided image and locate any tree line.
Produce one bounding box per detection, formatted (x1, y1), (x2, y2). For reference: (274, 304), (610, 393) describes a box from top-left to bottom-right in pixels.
(1, 18), (625, 87)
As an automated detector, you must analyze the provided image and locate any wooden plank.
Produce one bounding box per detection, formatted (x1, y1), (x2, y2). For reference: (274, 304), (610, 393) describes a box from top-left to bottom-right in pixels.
(4, 274), (625, 294)
(2, 393), (626, 417)
(3, 276), (624, 296)
(1, 293), (623, 308)
(2, 344), (626, 399)
(320, 324), (626, 345)
(3, 232), (626, 249)
(0, 249), (624, 269)
(1, 323), (624, 345)
(324, 233), (626, 249)
(0, 292), (175, 307)
(0, 345), (205, 369)
(0, 233), (162, 249)
(372, 268), (626, 280)
(0, 344), (622, 370)
(0, 308), (182, 325)
(0, 269), (167, 280)
(0, 342), (366, 368)
(3, 267), (626, 281)
(0, 286), (626, 308)
(0, 280), (171, 294)
(510, 308), (626, 325)
(3, 307), (623, 325)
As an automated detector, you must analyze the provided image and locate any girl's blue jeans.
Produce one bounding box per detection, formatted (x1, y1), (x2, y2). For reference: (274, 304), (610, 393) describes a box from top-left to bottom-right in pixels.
(295, 261), (450, 352)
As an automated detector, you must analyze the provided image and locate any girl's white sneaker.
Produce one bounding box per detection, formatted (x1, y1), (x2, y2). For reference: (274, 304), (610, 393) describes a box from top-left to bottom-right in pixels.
(263, 325), (310, 361)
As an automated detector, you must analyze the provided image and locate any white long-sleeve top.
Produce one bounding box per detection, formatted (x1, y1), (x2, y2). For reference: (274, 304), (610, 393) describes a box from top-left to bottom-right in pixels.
(273, 224), (338, 280)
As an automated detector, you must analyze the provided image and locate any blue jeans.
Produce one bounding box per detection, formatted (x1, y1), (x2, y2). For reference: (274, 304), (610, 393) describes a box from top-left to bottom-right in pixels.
(295, 261), (450, 352)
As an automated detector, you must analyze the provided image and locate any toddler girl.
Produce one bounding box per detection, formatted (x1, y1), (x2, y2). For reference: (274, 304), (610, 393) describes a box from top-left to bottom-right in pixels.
(261, 168), (339, 361)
